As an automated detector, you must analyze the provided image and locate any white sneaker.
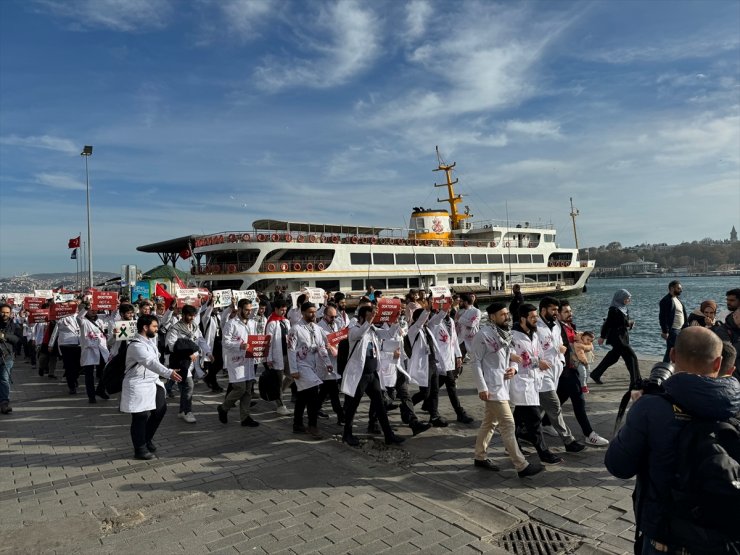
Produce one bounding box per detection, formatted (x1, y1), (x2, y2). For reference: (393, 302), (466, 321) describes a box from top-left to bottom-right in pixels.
(541, 425), (558, 437)
(183, 412), (197, 423)
(178, 411), (185, 420)
(586, 432), (609, 446)
(276, 405), (290, 416)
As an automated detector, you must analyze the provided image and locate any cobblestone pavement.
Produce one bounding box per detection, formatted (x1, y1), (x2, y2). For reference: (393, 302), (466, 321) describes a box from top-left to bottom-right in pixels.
(0, 353), (656, 554)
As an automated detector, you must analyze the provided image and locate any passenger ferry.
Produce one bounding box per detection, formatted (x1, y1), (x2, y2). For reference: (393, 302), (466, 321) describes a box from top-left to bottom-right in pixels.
(145, 152), (594, 300)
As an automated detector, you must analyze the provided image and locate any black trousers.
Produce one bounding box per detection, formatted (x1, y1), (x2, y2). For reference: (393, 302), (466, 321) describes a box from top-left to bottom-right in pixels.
(394, 371), (419, 425)
(343, 359), (393, 440)
(317, 379), (344, 420)
(514, 405), (548, 454)
(411, 366), (440, 420)
(294, 385), (321, 428)
(130, 387), (167, 450)
(590, 342), (641, 387)
(438, 371), (465, 416)
(80, 365), (97, 401)
(541, 370), (593, 437)
(60, 345), (82, 393)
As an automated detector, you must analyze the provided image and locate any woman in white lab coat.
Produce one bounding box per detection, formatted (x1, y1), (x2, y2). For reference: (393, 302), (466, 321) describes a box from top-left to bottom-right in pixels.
(79, 310), (109, 403)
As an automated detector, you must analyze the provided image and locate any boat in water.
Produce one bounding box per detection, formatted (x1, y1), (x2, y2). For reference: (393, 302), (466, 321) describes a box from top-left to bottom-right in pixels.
(139, 150), (594, 301)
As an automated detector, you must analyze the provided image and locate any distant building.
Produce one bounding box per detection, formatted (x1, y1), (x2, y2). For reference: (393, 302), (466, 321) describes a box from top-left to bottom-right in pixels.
(620, 259), (659, 275)
(731, 226), (738, 243)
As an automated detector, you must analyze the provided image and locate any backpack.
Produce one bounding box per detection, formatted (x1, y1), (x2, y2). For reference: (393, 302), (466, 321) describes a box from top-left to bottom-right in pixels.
(99, 341), (132, 395)
(661, 396), (740, 549)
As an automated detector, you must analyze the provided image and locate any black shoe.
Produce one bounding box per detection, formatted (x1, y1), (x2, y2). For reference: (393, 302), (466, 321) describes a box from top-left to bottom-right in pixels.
(0, 404), (11, 414)
(241, 416), (259, 427)
(431, 417), (449, 428)
(385, 434), (405, 445)
(473, 458), (500, 471)
(401, 412), (410, 425)
(410, 421), (431, 436)
(250, 400), (258, 407)
(69, 388), (77, 395)
(48, 375), (57, 380)
(518, 462), (545, 478)
(343, 434), (360, 447)
(385, 403), (399, 412)
(38, 369), (44, 377)
(367, 423), (381, 434)
(146, 441), (157, 452)
(457, 413), (474, 424)
(589, 372), (603, 385)
(293, 424), (307, 434)
(217, 405), (228, 424)
(134, 450), (155, 461)
(317, 410), (329, 419)
(96, 389), (110, 400)
(88, 397), (96, 404)
(539, 451), (564, 465)
(565, 440), (586, 453)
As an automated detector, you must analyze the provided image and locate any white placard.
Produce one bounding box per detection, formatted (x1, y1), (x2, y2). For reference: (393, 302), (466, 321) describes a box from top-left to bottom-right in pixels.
(212, 289), (233, 308)
(429, 285), (452, 299)
(113, 321), (137, 341)
(53, 292), (76, 303)
(35, 289), (54, 299)
(306, 287), (325, 306)
(1, 293), (26, 305)
(232, 289), (257, 302)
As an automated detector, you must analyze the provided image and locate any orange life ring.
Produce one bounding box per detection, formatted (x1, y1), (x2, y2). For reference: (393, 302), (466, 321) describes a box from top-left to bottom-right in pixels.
(548, 261), (554, 267)
(297, 235), (305, 243)
(320, 235), (327, 243)
(491, 241), (496, 247)
(317, 262), (325, 270)
(270, 233), (279, 242)
(309, 235), (317, 243)
(331, 235), (339, 244)
(228, 233), (236, 242)
(241, 233), (251, 242)
(257, 234), (266, 242)
(195, 239), (201, 248)
(464, 241), (469, 247)
(213, 264), (221, 273)
(284, 234), (293, 242)
(228, 264), (237, 273)
(505, 241), (510, 248)
(280, 262), (289, 272)
(267, 263), (276, 272)
(305, 263), (314, 271)
(359, 237), (367, 245)
(219, 235), (225, 244)
(350, 236), (358, 244)
(370, 237), (377, 245)
(293, 263), (302, 271)
(476, 241), (484, 247)
(399, 239), (406, 246)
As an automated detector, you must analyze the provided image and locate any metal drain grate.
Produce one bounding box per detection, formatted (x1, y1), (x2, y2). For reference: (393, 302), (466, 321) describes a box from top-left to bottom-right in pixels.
(492, 521), (581, 555)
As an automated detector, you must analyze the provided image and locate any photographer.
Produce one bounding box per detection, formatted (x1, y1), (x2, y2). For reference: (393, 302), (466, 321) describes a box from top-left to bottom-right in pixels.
(0, 303), (21, 414)
(605, 327), (740, 554)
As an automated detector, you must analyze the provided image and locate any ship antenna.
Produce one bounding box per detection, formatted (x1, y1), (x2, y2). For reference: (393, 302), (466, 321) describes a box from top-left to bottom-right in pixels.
(433, 146), (470, 231)
(569, 197), (580, 252)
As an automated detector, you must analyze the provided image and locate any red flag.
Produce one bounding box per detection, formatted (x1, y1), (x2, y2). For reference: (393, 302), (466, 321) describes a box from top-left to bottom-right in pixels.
(155, 283), (173, 302)
(174, 274), (186, 289)
(68, 236), (81, 249)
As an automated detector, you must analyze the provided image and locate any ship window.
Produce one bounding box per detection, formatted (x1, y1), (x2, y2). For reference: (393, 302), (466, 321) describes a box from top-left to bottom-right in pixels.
(454, 254), (471, 264)
(408, 277), (420, 287)
(396, 253), (415, 264)
(373, 253), (395, 265)
(474, 276), (480, 283)
(448, 277), (455, 284)
(544, 235), (555, 242)
(351, 279), (364, 290)
(315, 280), (340, 291)
(367, 279), (386, 290)
(532, 254), (544, 263)
(350, 253), (371, 265)
(488, 254), (503, 264)
(503, 254), (516, 264)
(471, 254), (487, 264)
(416, 253), (435, 264)
(518, 254), (533, 264)
(456, 277), (463, 284)
(465, 277), (472, 283)
(388, 278), (407, 289)
(436, 253), (453, 264)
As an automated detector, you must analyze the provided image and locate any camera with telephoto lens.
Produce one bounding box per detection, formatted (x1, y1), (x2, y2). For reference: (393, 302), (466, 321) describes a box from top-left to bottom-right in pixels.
(635, 361), (674, 395)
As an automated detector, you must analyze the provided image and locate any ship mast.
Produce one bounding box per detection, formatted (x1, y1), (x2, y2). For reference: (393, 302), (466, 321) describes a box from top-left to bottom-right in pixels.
(433, 146), (470, 231)
(569, 197), (580, 251)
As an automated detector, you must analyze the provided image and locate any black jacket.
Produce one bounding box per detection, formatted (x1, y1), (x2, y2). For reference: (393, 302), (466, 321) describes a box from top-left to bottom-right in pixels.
(605, 372), (740, 545)
(658, 294), (687, 334)
(599, 307), (631, 347)
(0, 319), (21, 360)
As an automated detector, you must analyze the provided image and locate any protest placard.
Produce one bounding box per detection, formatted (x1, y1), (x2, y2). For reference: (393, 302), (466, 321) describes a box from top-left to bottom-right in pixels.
(131, 281), (150, 301)
(92, 291), (119, 311)
(113, 321), (137, 341)
(34, 289), (54, 299)
(50, 303), (77, 320)
(430, 285), (453, 311)
(23, 297), (46, 311)
(176, 288), (201, 308)
(53, 292), (75, 303)
(1, 293), (25, 306)
(212, 289), (233, 308)
(326, 327), (349, 348)
(28, 309), (50, 324)
(306, 287), (325, 305)
(372, 298), (401, 324)
(244, 334), (271, 358)
(232, 289), (257, 303)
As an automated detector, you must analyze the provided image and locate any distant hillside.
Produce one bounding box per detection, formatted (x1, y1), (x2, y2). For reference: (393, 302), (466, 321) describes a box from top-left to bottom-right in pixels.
(582, 240), (740, 271)
(0, 272), (119, 294)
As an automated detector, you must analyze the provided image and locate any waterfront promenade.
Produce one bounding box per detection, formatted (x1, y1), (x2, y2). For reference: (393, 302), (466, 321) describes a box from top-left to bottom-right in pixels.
(0, 355), (651, 555)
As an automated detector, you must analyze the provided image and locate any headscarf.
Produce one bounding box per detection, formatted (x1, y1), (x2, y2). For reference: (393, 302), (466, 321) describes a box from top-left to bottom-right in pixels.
(610, 289), (631, 315)
(700, 300), (717, 313)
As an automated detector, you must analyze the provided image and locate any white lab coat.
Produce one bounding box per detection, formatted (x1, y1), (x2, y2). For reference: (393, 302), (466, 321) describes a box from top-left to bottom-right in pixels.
(340, 320), (395, 396)
(455, 306), (481, 349)
(222, 317), (258, 383)
(428, 312), (461, 373)
(49, 314), (81, 347)
(287, 320), (330, 391)
(79, 318), (109, 366)
(470, 324), (512, 402)
(509, 327), (543, 406)
(120, 337), (174, 413)
(405, 310), (446, 387)
(535, 318), (564, 393)
(265, 317), (290, 370)
(317, 318), (340, 381)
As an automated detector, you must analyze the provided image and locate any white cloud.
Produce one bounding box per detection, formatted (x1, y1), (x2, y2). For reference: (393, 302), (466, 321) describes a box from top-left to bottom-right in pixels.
(219, 0), (274, 38)
(653, 113), (740, 166)
(34, 0), (173, 32)
(498, 159), (573, 177)
(253, 0), (380, 91)
(505, 119), (562, 138)
(0, 134), (79, 154)
(584, 34), (739, 64)
(404, 0), (432, 40)
(34, 172), (86, 191)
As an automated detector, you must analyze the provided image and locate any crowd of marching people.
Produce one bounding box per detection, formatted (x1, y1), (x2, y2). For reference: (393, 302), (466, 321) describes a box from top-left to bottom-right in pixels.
(1, 286), (738, 477)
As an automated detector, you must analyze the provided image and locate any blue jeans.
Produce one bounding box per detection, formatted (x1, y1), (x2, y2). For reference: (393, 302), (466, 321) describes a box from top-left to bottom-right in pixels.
(663, 328), (680, 363)
(0, 357), (13, 405)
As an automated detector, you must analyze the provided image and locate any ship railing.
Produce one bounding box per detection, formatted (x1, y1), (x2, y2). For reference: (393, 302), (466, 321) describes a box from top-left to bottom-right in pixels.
(464, 219), (555, 231)
(260, 259), (333, 273)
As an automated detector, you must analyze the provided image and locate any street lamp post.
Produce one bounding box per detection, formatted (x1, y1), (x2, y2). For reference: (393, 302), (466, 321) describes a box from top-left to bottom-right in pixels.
(81, 145), (93, 289)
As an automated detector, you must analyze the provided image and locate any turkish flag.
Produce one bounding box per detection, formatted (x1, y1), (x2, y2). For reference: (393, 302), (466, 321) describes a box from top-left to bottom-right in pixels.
(68, 236), (81, 248)
(155, 283), (174, 302)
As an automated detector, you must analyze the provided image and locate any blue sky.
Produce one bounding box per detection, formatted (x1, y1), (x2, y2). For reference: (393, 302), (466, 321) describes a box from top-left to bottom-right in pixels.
(1, 0), (738, 276)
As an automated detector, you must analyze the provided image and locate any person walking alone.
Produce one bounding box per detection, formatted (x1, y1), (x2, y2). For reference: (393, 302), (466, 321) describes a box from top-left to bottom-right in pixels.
(590, 289), (640, 387)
